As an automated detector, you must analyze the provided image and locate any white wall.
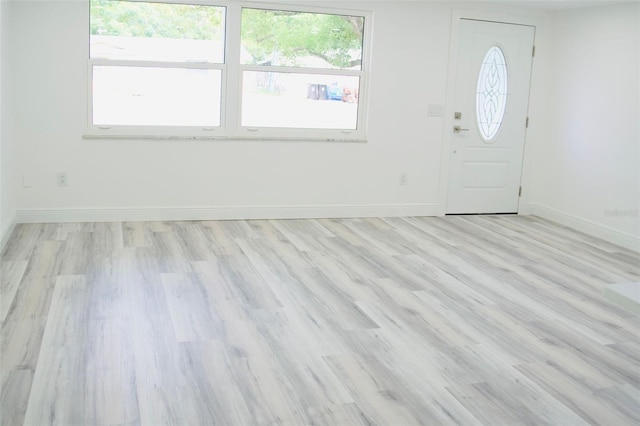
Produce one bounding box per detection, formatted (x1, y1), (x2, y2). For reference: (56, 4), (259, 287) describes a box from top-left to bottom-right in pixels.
(16, 1), (638, 252)
(1, 0), (16, 248)
(5, 1), (638, 250)
(10, 0), (444, 220)
(528, 2), (640, 251)
(8, 0), (549, 223)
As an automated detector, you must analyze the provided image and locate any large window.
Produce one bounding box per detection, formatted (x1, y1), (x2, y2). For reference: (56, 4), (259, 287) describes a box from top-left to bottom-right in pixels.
(90, 0), (225, 130)
(240, 8), (364, 133)
(88, 1), (370, 140)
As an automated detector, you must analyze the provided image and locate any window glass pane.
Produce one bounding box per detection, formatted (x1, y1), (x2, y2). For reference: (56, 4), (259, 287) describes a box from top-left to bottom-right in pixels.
(476, 46), (508, 142)
(90, 0), (225, 63)
(241, 8), (364, 70)
(93, 66), (222, 126)
(242, 71), (359, 129)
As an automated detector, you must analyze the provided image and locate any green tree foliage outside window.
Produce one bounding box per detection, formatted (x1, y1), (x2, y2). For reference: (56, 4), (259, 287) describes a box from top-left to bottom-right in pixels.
(90, 0), (223, 41)
(241, 8), (364, 69)
(90, 1), (364, 70)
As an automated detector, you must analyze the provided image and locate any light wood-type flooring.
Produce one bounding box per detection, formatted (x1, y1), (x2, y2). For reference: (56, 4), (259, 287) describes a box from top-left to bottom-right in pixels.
(1, 215), (639, 425)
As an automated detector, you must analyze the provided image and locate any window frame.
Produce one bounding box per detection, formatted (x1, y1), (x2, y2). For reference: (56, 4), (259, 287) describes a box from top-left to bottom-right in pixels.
(85, 0), (372, 142)
(87, 0), (228, 138)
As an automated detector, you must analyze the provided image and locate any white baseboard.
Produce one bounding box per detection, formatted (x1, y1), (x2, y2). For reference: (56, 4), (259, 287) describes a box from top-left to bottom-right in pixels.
(0, 211), (16, 253)
(15, 203), (441, 224)
(524, 203), (640, 252)
(12, 203), (639, 252)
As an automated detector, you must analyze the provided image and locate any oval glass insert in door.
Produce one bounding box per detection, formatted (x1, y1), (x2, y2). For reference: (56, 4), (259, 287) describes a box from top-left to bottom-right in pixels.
(476, 46), (508, 142)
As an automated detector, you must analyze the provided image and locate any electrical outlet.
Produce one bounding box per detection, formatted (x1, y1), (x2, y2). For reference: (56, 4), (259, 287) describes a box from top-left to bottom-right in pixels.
(57, 172), (68, 187)
(399, 173), (408, 186)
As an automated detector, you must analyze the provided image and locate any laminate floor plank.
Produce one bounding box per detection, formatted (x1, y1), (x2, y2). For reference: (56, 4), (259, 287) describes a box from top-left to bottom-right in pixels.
(385, 217), (466, 249)
(312, 236), (394, 282)
(529, 319), (640, 386)
(593, 384), (640, 422)
(1, 215), (639, 425)
(213, 255), (284, 310)
(0, 368), (33, 426)
(148, 228), (195, 274)
(419, 216), (541, 268)
(52, 223), (83, 241)
(1, 244), (62, 422)
(519, 215), (632, 254)
(482, 216), (640, 281)
(341, 219), (416, 256)
(1, 224), (56, 262)
(270, 219), (328, 252)
(416, 293), (543, 365)
(171, 222), (216, 263)
(254, 236), (317, 272)
(324, 352), (457, 425)
(123, 249), (206, 426)
(23, 275), (91, 425)
(1, 260), (28, 324)
(483, 265), (639, 345)
(24, 264), (139, 426)
(202, 220), (254, 256)
(515, 361), (637, 425)
(521, 262), (634, 316)
(223, 352), (307, 425)
(367, 279), (474, 349)
(283, 267), (380, 332)
(394, 254), (496, 307)
(315, 218), (369, 248)
(161, 272), (226, 342)
(122, 221), (151, 248)
(250, 314), (355, 409)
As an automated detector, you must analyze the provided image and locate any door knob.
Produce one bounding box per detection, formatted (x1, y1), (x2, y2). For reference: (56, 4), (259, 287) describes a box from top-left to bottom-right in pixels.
(453, 125), (469, 133)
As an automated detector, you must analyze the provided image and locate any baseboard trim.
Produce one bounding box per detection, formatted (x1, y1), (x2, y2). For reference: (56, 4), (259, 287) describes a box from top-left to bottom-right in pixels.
(15, 203), (441, 224)
(12, 203), (639, 252)
(524, 203), (640, 252)
(1, 211), (17, 253)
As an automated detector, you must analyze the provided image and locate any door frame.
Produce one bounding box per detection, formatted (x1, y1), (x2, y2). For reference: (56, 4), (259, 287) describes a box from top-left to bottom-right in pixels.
(438, 9), (542, 216)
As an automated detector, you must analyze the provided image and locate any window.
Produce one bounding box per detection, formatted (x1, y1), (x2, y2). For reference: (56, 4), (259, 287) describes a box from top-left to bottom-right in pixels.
(476, 46), (508, 142)
(89, 0), (225, 132)
(88, 1), (370, 141)
(240, 8), (364, 134)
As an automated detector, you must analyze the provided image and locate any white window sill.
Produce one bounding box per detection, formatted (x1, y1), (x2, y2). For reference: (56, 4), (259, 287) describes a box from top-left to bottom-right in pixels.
(82, 133), (367, 143)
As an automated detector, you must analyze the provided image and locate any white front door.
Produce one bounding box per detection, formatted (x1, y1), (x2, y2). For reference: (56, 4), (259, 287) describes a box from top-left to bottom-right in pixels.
(446, 19), (535, 214)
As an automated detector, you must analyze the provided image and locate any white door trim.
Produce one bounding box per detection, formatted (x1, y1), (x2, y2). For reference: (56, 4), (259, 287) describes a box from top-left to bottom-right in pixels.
(438, 9), (543, 216)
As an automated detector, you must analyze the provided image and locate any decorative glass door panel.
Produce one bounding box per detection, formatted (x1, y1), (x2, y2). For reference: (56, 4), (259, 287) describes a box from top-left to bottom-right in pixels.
(476, 46), (508, 143)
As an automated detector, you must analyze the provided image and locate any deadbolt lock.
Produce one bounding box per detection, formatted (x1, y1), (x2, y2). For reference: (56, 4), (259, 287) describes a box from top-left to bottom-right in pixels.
(454, 112), (462, 119)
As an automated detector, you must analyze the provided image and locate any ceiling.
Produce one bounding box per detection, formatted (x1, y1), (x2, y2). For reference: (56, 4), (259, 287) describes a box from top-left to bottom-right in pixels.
(268, 0), (638, 11)
(488, 0), (638, 10)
